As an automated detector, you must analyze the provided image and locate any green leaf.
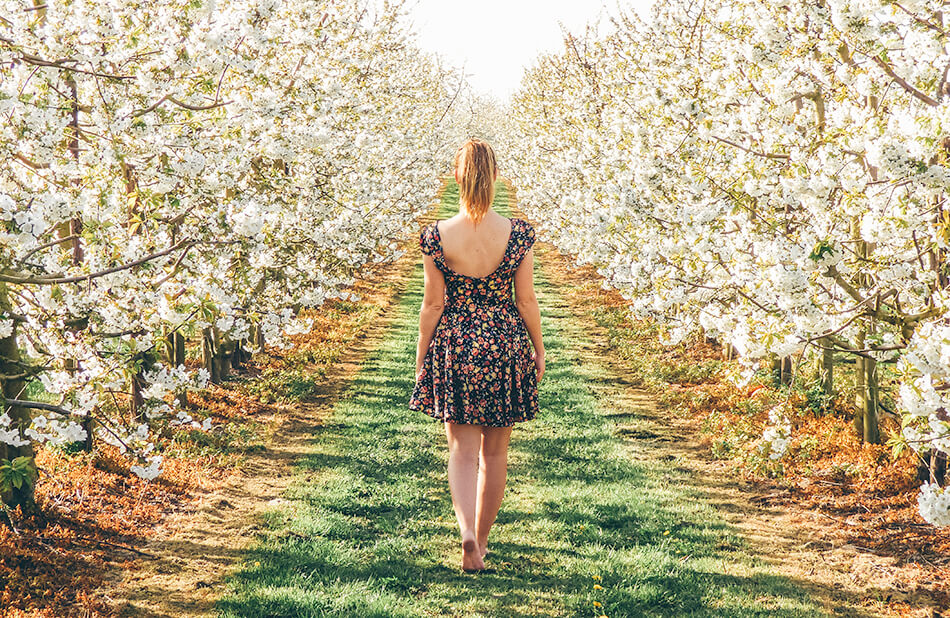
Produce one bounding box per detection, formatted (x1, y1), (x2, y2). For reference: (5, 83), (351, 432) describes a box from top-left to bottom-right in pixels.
(809, 241), (834, 262)
(12, 455), (37, 478)
(886, 434), (907, 458)
(0, 456), (38, 494)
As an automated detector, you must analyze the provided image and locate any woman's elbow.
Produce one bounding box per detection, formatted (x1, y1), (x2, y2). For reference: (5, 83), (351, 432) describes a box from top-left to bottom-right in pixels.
(515, 294), (538, 309)
(422, 300), (445, 313)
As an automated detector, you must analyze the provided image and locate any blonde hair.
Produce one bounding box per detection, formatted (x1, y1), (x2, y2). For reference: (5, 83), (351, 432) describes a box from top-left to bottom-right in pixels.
(454, 139), (497, 225)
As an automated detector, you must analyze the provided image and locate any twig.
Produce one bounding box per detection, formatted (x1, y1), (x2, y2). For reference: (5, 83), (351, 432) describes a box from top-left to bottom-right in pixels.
(4, 398), (72, 415)
(89, 537), (156, 557)
(871, 56), (939, 106)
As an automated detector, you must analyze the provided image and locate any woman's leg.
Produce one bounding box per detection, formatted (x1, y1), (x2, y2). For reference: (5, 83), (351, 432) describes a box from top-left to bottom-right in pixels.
(475, 425), (513, 556)
(444, 421), (484, 570)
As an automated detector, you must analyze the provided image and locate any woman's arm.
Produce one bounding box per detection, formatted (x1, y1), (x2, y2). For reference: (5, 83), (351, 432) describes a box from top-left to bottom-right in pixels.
(513, 247), (545, 381)
(416, 254), (446, 378)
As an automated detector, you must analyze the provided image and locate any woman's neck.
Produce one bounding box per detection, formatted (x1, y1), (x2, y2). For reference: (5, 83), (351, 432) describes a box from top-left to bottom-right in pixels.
(459, 202), (489, 223)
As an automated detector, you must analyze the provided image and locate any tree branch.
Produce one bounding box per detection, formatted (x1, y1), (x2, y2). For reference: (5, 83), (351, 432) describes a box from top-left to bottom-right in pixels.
(0, 239), (193, 285)
(871, 55), (939, 107)
(3, 399), (72, 416)
(709, 134), (790, 160)
(131, 95), (231, 117)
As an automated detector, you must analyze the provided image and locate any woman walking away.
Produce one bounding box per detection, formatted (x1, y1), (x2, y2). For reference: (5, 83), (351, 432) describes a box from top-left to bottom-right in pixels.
(409, 139), (544, 573)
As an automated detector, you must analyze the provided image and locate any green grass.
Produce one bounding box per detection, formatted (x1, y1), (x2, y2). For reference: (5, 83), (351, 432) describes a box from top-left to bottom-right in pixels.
(217, 181), (828, 617)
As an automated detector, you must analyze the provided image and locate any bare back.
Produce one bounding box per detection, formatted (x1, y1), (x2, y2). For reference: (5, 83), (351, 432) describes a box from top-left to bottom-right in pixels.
(436, 211), (513, 279)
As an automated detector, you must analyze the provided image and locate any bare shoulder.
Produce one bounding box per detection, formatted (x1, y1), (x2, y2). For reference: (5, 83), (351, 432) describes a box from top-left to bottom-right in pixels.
(437, 214), (464, 233)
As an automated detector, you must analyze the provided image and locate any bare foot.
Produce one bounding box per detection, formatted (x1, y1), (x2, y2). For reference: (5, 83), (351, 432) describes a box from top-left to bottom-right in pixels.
(461, 532), (485, 571)
(479, 544), (489, 558)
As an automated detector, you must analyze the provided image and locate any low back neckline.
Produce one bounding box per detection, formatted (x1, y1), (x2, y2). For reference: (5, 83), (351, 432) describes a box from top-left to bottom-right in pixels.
(433, 218), (517, 280)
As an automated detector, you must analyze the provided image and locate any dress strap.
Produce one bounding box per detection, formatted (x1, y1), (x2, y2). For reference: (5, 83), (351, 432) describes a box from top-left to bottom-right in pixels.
(420, 221), (448, 272)
(508, 219), (536, 269)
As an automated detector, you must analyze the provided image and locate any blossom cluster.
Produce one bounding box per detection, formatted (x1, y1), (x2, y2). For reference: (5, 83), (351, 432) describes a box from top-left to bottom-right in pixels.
(761, 405), (792, 461)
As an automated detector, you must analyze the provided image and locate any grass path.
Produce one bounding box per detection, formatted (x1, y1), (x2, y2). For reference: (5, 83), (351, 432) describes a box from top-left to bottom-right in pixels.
(217, 183), (833, 617)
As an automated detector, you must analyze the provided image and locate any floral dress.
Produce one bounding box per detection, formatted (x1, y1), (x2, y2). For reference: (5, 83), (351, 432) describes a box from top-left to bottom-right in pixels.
(409, 218), (540, 427)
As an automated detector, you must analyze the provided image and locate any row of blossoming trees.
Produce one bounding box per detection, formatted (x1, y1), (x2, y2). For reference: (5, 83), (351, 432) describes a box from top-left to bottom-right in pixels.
(505, 0), (950, 527)
(0, 0), (460, 511)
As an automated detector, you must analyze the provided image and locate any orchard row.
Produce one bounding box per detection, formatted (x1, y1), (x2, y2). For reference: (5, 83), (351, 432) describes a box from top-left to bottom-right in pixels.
(504, 0), (950, 526)
(0, 0), (473, 509)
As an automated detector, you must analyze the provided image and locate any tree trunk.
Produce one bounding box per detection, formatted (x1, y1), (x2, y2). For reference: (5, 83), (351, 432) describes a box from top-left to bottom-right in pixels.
(772, 355), (792, 386)
(931, 450), (947, 485)
(850, 205), (880, 443)
(80, 411), (94, 452)
(252, 323), (265, 352)
(202, 327), (219, 384)
(173, 332), (188, 407)
(57, 70), (86, 450)
(918, 449), (948, 484)
(129, 358), (146, 424)
(231, 338), (248, 369)
(0, 283), (35, 510)
(820, 338), (834, 406)
(213, 328), (230, 381)
(863, 355), (880, 444)
(854, 350), (865, 437)
(162, 327), (175, 365)
(853, 329), (880, 444)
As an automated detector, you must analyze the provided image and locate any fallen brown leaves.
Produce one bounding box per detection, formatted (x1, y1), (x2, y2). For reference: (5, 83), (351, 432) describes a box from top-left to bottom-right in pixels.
(671, 376), (950, 562)
(1, 445), (189, 617)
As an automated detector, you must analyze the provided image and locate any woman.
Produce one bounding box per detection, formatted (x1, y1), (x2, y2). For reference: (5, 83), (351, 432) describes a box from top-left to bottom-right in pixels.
(409, 139), (544, 573)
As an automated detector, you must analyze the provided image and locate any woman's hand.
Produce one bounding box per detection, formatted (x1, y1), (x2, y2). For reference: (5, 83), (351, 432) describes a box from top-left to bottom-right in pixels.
(415, 363), (424, 382)
(532, 349), (545, 382)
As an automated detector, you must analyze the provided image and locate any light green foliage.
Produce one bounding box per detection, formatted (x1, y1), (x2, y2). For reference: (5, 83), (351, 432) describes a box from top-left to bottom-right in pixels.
(0, 456), (38, 495)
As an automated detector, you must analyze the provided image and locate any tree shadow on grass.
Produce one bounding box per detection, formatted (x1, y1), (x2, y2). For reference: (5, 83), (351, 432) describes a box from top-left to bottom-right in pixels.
(219, 355), (857, 617)
(220, 529), (867, 617)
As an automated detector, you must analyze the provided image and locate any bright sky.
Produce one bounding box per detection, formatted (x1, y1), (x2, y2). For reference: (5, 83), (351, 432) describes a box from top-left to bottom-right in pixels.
(404, 1), (655, 102)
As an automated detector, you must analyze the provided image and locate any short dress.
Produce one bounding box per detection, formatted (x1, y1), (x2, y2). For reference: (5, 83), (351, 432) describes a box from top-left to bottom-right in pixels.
(409, 218), (540, 427)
